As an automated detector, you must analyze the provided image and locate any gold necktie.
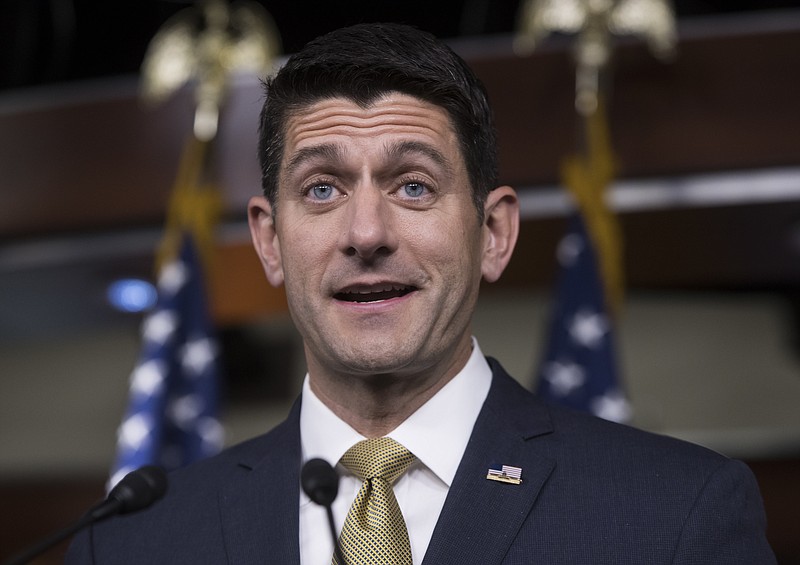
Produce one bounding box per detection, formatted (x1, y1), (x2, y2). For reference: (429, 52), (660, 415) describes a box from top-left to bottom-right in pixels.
(334, 437), (416, 565)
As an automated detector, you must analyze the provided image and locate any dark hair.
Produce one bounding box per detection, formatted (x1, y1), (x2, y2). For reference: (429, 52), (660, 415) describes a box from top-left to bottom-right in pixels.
(257, 23), (498, 218)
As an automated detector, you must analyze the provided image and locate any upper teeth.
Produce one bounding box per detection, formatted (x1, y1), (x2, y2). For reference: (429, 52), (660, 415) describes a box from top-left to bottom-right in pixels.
(350, 285), (401, 294)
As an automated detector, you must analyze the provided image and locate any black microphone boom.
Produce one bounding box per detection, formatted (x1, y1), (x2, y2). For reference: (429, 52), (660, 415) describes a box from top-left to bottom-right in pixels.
(94, 464), (168, 520)
(3, 465), (168, 565)
(301, 458), (347, 565)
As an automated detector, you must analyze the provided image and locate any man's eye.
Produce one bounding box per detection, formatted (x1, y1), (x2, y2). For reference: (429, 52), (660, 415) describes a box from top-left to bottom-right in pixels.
(402, 182), (428, 198)
(308, 184), (335, 201)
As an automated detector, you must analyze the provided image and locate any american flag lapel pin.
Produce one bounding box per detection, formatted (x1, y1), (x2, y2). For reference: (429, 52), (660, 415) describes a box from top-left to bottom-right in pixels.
(486, 464), (523, 485)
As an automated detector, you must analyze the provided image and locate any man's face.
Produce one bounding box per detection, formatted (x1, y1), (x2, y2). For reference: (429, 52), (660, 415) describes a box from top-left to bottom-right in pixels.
(251, 93), (500, 384)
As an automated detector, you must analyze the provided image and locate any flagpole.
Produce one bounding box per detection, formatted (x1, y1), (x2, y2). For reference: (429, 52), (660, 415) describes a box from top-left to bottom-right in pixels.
(108, 0), (281, 490)
(516, 0), (677, 423)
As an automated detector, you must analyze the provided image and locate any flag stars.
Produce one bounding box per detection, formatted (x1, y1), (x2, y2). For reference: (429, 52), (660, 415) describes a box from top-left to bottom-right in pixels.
(158, 259), (189, 295)
(168, 394), (204, 429)
(542, 360), (586, 397)
(111, 237), (223, 486)
(142, 310), (178, 344)
(591, 390), (632, 423)
(130, 359), (166, 397)
(197, 417), (225, 453)
(557, 232), (585, 267)
(181, 337), (217, 375)
(568, 308), (609, 349)
(537, 215), (630, 425)
(118, 413), (153, 451)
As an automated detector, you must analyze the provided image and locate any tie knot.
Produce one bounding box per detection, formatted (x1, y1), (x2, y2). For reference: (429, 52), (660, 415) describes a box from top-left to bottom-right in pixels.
(341, 437), (415, 484)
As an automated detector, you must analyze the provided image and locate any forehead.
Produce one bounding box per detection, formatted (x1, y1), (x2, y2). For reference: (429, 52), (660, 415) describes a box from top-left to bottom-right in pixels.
(282, 93), (460, 158)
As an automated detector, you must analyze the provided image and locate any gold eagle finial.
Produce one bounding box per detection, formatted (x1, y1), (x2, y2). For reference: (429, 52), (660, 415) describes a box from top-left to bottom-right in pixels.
(140, 0), (281, 140)
(516, 0), (677, 115)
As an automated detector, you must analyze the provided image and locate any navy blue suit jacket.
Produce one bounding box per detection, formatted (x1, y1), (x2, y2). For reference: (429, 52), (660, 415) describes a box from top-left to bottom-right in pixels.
(66, 359), (776, 563)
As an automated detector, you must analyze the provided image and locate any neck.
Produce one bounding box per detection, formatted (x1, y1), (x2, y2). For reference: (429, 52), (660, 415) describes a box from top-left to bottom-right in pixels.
(307, 340), (473, 437)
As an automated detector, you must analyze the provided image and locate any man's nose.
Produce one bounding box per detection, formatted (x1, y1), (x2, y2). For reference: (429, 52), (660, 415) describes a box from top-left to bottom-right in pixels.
(340, 185), (398, 261)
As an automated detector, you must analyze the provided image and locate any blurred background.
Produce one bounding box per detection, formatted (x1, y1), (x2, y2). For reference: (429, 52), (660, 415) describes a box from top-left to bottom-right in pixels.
(2, 0), (800, 562)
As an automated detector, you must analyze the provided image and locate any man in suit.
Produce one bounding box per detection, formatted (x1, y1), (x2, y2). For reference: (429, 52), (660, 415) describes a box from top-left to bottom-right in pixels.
(67, 22), (776, 564)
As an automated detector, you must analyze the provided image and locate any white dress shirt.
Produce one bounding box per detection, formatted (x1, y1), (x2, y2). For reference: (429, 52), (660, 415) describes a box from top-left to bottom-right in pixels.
(299, 338), (492, 565)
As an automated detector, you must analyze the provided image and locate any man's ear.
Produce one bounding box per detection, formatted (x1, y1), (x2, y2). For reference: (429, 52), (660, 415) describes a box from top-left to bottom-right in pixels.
(481, 186), (519, 283)
(248, 196), (284, 287)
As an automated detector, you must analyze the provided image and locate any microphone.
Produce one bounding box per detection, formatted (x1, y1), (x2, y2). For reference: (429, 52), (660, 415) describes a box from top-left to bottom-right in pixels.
(3, 465), (168, 565)
(301, 458), (346, 565)
(301, 458), (339, 506)
(95, 464), (168, 520)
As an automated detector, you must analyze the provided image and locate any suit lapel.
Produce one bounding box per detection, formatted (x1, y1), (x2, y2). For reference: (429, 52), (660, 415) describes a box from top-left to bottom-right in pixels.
(220, 400), (303, 564)
(211, 361), (553, 564)
(423, 361), (555, 564)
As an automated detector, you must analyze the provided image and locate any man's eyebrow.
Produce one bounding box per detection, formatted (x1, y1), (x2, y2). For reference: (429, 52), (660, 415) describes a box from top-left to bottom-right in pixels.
(284, 143), (344, 177)
(385, 140), (453, 174)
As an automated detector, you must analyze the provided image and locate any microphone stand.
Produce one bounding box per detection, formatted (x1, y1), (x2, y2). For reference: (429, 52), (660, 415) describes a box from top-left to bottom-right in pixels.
(325, 504), (347, 565)
(301, 458), (347, 565)
(3, 465), (167, 565)
(3, 493), (127, 565)
(4, 510), (96, 565)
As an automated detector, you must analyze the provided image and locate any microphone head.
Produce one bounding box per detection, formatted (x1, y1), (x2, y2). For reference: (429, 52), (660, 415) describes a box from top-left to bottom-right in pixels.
(107, 465), (168, 514)
(301, 458), (339, 507)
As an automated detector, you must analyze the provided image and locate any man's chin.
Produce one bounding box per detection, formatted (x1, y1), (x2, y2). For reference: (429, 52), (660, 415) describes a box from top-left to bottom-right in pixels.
(331, 345), (425, 379)
(340, 357), (415, 378)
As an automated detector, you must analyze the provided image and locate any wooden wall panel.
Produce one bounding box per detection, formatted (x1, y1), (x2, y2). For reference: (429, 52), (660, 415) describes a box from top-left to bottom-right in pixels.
(1, 16), (800, 327)
(2, 19), (798, 239)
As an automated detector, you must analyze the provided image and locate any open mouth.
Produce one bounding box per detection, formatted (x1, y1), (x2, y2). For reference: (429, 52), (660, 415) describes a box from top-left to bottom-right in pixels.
(334, 284), (416, 303)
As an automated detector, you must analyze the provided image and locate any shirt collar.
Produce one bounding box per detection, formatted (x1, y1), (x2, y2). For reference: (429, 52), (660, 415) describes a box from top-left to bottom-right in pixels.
(300, 338), (492, 490)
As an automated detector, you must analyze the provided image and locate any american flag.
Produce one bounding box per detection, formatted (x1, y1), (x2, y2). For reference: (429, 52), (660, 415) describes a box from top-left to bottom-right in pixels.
(109, 234), (224, 489)
(500, 465), (522, 479)
(535, 213), (630, 423)
(487, 465), (523, 483)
